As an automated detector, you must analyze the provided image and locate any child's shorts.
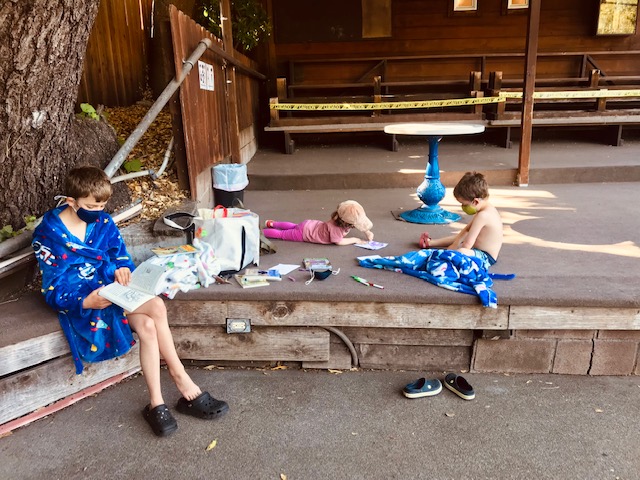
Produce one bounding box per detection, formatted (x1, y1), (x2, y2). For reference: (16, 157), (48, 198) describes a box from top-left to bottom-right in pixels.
(472, 249), (496, 270)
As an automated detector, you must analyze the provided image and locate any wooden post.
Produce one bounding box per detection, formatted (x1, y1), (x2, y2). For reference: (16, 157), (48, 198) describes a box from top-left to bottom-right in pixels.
(590, 69), (607, 112)
(470, 71), (483, 114)
(488, 71), (504, 118)
(276, 77), (288, 101)
(517, 0), (541, 187)
(220, 0), (241, 163)
(269, 97), (280, 124)
(373, 75), (382, 117)
(265, 0), (277, 99)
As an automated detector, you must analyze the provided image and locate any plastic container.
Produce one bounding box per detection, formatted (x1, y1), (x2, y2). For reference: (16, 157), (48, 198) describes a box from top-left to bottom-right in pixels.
(212, 163), (248, 207)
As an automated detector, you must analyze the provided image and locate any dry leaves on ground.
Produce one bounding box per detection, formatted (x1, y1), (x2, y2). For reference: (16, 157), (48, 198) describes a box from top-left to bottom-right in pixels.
(105, 103), (188, 223)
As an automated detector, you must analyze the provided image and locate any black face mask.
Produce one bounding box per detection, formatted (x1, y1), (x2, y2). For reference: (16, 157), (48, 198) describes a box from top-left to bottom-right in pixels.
(73, 206), (103, 223)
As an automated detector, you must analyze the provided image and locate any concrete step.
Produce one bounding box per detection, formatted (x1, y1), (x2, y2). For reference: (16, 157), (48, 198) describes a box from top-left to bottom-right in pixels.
(248, 128), (640, 189)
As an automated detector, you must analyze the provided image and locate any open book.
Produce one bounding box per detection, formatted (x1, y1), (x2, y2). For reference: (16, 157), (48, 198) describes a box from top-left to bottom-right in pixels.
(98, 259), (169, 312)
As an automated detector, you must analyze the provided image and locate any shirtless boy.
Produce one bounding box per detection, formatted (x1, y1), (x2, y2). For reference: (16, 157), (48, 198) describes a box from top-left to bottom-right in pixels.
(419, 171), (503, 269)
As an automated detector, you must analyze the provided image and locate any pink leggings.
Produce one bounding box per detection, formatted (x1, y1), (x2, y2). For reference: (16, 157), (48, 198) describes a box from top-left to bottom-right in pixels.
(263, 220), (307, 242)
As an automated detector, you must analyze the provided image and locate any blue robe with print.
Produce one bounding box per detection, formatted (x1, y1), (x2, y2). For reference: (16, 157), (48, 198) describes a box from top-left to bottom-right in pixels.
(359, 249), (515, 308)
(32, 206), (137, 374)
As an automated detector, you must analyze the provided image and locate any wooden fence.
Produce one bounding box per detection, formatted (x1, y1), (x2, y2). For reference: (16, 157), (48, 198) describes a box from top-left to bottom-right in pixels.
(78, 0), (153, 107)
(169, 6), (263, 205)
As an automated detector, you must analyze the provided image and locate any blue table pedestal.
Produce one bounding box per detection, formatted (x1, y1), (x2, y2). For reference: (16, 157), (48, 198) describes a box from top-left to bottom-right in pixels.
(399, 135), (461, 225)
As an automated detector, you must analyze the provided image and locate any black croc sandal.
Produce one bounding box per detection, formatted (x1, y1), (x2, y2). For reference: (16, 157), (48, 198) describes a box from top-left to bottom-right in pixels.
(176, 391), (229, 420)
(142, 404), (178, 437)
(444, 373), (476, 401)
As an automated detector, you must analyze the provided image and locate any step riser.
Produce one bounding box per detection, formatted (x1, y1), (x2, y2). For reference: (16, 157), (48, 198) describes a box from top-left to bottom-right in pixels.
(247, 166), (640, 190)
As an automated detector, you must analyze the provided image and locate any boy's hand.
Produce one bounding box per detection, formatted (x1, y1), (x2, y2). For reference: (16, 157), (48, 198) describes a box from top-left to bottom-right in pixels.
(365, 231), (374, 242)
(83, 287), (112, 310)
(114, 267), (132, 286)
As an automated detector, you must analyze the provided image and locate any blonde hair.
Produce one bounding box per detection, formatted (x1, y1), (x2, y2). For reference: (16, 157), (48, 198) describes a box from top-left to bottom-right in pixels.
(65, 165), (112, 202)
(453, 171), (489, 201)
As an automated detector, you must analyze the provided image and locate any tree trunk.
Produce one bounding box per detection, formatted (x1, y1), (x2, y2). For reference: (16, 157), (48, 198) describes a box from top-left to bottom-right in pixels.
(0, 0), (126, 230)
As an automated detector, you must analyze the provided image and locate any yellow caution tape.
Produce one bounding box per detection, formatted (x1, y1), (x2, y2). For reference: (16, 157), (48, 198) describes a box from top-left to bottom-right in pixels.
(270, 96), (505, 111)
(270, 89), (640, 111)
(502, 89), (640, 99)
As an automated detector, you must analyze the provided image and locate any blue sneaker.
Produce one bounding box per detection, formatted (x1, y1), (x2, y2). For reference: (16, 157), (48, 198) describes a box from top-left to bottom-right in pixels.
(444, 373), (475, 400)
(402, 378), (443, 399)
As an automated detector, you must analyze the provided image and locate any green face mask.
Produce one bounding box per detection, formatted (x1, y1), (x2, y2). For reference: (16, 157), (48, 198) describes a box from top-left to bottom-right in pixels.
(461, 204), (477, 215)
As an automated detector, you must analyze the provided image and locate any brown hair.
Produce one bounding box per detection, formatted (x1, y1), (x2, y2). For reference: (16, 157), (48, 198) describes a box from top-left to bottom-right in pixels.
(453, 171), (489, 201)
(331, 211), (353, 229)
(65, 165), (112, 202)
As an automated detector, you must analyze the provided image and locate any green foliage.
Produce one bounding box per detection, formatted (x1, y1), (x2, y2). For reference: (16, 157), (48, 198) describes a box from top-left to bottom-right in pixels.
(123, 158), (143, 173)
(197, 0), (271, 53)
(0, 225), (15, 242)
(79, 103), (100, 121)
(0, 215), (37, 242)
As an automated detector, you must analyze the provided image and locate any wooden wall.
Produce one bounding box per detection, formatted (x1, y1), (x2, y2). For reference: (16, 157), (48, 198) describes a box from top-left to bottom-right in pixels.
(169, 7), (262, 205)
(269, 0), (640, 87)
(78, 0), (153, 107)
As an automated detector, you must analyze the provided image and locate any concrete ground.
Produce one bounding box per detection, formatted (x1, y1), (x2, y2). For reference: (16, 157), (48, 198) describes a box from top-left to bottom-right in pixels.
(1, 368), (639, 480)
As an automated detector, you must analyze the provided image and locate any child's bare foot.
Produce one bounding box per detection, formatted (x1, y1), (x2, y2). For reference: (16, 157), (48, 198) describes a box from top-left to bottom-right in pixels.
(172, 370), (201, 401)
(419, 232), (431, 249)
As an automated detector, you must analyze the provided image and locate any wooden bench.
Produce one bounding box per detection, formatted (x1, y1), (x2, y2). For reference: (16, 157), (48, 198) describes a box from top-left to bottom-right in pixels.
(0, 292), (141, 431)
(266, 74), (486, 154)
(485, 69), (640, 148)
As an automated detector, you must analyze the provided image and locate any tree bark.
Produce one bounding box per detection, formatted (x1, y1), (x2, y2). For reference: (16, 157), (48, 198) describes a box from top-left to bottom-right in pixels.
(0, 0), (126, 230)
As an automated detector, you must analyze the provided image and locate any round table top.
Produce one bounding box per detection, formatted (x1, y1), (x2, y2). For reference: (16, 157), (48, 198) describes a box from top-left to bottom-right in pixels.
(383, 122), (485, 136)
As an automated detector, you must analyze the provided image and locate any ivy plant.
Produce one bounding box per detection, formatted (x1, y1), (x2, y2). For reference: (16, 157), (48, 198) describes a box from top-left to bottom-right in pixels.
(196, 0), (271, 53)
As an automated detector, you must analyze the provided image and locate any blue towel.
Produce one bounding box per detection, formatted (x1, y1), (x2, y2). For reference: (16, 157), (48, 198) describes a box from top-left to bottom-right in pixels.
(359, 249), (515, 308)
(32, 206), (137, 373)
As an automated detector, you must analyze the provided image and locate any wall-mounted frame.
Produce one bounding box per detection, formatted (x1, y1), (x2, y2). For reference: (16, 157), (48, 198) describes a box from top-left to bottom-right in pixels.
(362, 0), (392, 38)
(596, 0), (638, 35)
(449, 0), (479, 16)
(502, 0), (529, 15)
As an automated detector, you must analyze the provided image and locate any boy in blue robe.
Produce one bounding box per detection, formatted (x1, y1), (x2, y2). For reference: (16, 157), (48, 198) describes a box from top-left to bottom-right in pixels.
(32, 165), (228, 436)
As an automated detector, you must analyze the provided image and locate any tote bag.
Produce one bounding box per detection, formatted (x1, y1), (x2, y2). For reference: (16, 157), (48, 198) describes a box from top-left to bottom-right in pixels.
(195, 206), (260, 273)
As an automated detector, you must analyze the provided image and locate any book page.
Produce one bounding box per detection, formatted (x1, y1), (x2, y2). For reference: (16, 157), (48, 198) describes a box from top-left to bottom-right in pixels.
(129, 260), (169, 295)
(98, 282), (156, 312)
(354, 241), (388, 250)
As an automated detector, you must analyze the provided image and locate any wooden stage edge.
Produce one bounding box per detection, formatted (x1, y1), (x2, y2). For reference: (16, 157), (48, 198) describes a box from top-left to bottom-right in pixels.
(166, 300), (640, 331)
(2, 299), (639, 430)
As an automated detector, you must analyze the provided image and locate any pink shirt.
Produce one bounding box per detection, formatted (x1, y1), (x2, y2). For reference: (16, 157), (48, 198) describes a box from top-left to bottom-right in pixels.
(303, 220), (350, 244)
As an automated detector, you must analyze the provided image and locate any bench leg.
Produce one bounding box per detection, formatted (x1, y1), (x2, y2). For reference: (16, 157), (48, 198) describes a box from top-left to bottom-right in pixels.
(606, 125), (623, 147)
(284, 132), (295, 154)
(390, 134), (399, 152)
(504, 127), (513, 149)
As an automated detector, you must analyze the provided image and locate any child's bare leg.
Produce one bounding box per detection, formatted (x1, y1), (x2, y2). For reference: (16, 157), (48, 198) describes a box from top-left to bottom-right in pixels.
(127, 311), (164, 408)
(129, 297), (201, 402)
(429, 234), (458, 248)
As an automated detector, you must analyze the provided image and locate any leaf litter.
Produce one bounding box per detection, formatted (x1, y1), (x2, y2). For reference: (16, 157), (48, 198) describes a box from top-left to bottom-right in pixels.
(105, 103), (188, 225)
